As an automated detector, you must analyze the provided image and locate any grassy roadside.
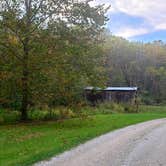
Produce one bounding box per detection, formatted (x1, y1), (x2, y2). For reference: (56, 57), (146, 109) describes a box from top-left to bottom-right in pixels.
(1, 109), (166, 166)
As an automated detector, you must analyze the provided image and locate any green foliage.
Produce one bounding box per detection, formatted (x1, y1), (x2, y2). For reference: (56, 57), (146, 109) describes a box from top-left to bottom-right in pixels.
(0, 108), (77, 123)
(96, 102), (140, 114)
(139, 105), (166, 113)
(141, 91), (156, 105)
(96, 102), (141, 114)
(0, 0), (109, 114)
(103, 34), (166, 105)
(97, 102), (124, 114)
(0, 104), (147, 124)
(123, 104), (136, 113)
(28, 108), (77, 121)
(0, 109), (20, 124)
(28, 110), (50, 121)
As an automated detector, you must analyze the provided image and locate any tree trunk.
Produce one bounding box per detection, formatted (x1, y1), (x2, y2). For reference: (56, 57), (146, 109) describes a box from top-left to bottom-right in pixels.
(21, 40), (29, 121)
(20, 0), (32, 121)
(21, 68), (28, 120)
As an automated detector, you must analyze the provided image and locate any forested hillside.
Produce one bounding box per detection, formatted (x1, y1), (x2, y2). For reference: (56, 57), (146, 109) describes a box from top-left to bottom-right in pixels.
(103, 34), (166, 104)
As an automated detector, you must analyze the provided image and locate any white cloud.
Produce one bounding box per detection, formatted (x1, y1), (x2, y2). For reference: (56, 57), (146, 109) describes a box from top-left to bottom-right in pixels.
(89, 0), (166, 38)
(115, 27), (149, 38)
(155, 23), (166, 30)
(112, 0), (166, 30)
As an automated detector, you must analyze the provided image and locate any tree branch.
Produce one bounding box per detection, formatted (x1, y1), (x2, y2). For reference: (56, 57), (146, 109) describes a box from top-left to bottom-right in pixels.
(4, 0), (11, 11)
(30, 0), (64, 33)
(30, 0), (45, 22)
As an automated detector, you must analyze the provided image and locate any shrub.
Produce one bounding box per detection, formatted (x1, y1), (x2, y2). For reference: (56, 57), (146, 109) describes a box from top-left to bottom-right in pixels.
(123, 104), (139, 113)
(28, 110), (48, 121)
(0, 115), (4, 124)
(0, 109), (20, 124)
(52, 108), (76, 120)
(97, 102), (140, 114)
(111, 103), (125, 113)
(28, 108), (76, 121)
(123, 105), (133, 113)
(97, 102), (124, 114)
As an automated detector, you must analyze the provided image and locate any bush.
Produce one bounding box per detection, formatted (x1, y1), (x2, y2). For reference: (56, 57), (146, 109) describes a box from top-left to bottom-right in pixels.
(96, 102), (140, 114)
(123, 105), (134, 113)
(28, 110), (49, 121)
(0, 109), (20, 124)
(123, 103), (139, 113)
(141, 92), (156, 105)
(28, 108), (76, 121)
(0, 108), (77, 124)
(111, 103), (125, 113)
(97, 102), (124, 114)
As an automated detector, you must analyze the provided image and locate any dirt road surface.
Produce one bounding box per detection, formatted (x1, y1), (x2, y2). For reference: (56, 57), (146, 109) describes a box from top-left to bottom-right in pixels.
(35, 118), (166, 166)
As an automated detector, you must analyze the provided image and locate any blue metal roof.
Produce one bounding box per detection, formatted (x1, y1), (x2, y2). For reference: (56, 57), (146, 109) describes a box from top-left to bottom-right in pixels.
(85, 87), (138, 91)
(105, 87), (138, 91)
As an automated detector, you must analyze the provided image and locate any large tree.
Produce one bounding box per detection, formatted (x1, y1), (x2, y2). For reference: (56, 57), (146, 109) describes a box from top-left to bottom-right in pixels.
(0, 0), (109, 120)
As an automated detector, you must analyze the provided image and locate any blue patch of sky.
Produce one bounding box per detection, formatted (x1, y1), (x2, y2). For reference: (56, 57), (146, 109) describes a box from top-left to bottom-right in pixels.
(129, 30), (166, 43)
(105, 12), (166, 43)
(106, 12), (146, 32)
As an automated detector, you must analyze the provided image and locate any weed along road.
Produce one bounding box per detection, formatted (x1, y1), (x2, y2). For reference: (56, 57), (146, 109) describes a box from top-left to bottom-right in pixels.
(35, 119), (166, 166)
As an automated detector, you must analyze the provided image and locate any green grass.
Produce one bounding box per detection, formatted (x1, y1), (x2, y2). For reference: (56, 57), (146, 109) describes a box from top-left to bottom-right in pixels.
(1, 107), (166, 166)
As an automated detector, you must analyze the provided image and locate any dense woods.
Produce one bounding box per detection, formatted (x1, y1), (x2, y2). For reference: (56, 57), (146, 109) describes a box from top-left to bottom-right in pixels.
(0, 0), (166, 121)
(104, 34), (166, 105)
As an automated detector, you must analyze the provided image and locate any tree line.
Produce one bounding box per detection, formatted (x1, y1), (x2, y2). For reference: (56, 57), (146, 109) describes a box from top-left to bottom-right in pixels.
(104, 34), (166, 105)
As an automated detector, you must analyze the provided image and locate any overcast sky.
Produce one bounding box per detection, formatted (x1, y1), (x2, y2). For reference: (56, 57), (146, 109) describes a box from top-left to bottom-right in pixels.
(90, 0), (166, 42)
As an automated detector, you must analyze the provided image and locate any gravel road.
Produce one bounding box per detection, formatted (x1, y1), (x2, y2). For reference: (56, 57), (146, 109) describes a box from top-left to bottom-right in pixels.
(35, 118), (166, 166)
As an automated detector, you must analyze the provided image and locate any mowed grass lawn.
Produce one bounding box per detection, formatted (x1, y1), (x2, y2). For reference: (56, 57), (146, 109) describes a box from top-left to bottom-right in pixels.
(1, 106), (166, 166)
